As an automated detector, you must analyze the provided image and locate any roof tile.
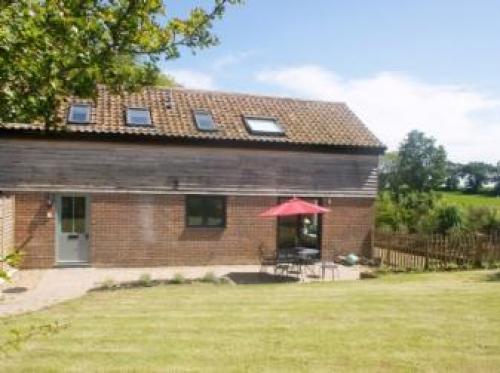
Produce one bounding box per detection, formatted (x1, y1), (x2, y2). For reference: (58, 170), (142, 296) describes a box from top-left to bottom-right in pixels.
(2, 86), (385, 149)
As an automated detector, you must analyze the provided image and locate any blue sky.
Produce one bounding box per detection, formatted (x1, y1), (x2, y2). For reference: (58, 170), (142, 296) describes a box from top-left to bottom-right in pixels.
(161, 1), (500, 163)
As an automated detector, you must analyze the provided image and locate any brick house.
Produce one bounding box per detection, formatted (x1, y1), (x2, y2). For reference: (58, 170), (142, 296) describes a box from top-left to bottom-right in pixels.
(0, 86), (384, 269)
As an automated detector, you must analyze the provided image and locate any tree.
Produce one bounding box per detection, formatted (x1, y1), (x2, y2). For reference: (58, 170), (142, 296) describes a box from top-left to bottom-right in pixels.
(460, 162), (493, 193)
(155, 73), (177, 88)
(378, 151), (398, 190)
(0, 251), (22, 281)
(390, 130), (447, 192)
(0, 0), (240, 127)
(444, 161), (462, 191)
(494, 180), (500, 197)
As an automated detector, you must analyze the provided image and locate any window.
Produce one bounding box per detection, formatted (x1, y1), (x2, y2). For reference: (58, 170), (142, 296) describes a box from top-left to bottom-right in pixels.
(68, 104), (90, 124)
(194, 110), (217, 131)
(244, 116), (284, 135)
(61, 196), (86, 233)
(126, 107), (152, 126)
(186, 196), (226, 228)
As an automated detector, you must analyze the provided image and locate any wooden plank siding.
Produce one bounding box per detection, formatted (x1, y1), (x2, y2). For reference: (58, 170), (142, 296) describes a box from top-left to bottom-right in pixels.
(0, 138), (379, 197)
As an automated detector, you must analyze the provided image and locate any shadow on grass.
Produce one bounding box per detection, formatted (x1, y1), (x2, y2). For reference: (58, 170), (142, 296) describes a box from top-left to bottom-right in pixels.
(226, 272), (299, 285)
(485, 271), (500, 282)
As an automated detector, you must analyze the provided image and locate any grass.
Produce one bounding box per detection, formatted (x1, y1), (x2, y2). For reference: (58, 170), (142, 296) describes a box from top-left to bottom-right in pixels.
(1, 271), (500, 372)
(439, 191), (500, 208)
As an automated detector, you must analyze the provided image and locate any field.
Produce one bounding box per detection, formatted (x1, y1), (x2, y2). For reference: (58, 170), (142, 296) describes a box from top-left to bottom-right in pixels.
(439, 191), (500, 208)
(1, 271), (500, 372)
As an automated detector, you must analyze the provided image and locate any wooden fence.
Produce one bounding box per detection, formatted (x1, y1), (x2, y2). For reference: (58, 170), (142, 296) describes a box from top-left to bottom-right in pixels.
(374, 231), (500, 270)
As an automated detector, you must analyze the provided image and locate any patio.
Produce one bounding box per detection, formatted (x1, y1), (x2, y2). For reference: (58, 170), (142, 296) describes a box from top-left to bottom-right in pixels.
(0, 263), (362, 316)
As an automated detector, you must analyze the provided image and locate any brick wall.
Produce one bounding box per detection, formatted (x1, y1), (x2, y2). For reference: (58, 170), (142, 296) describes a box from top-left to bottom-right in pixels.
(15, 192), (375, 268)
(321, 197), (375, 259)
(0, 194), (15, 269)
(14, 193), (55, 269)
(91, 194), (278, 267)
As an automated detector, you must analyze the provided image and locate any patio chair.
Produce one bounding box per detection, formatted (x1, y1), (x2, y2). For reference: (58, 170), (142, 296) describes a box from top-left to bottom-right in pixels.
(321, 246), (339, 280)
(321, 260), (338, 280)
(258, 246), (286, 275)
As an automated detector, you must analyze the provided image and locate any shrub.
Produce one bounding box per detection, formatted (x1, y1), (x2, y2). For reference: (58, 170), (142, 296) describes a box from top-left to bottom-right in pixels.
(218, 277), (231, 284)
(444, 262), (459, 271)
(200, 271), (219, 284)
(360, 271), (378, 279)
(465, 207), (500, 234)
(100, 278), (117, 290)
(138, 273), (153, 287)
(376, 191), (440, 233)
(170, 273), (186, 284)
(375, 192), (404, 231)
(434, 204), (464, 234)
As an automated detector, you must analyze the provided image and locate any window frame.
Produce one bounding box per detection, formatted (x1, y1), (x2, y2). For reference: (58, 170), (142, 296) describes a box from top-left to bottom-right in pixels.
(185, 195), (227, 228)
(193, 109), (218, 132)
(126, 107), (152, 127)
(67, 104), (91, 124)
(243, 115), (285, 136)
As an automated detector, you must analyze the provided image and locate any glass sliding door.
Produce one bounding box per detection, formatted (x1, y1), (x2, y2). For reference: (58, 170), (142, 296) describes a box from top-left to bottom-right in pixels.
(277, 197), (322, 259)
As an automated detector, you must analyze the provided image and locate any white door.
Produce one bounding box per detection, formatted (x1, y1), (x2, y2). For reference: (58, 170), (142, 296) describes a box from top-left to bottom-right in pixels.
(56, 195), (90, 264)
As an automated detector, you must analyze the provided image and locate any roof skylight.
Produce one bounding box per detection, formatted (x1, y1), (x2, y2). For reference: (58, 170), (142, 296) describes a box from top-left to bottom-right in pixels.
(194, 110), (217, 131)
(68, 104), (90, 124)
(244, 116), (284, 136)
(126, 107), (152, 126)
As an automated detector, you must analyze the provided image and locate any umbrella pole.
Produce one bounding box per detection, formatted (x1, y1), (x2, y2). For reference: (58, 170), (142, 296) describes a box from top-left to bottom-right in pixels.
(295, 214), (301, 248)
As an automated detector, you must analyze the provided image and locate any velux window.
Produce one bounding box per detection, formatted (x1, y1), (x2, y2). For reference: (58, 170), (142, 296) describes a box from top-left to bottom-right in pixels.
(194, 110), (217, 131)
(126, 107), (152, 126)
(186, 196), (226, 228)
(68, 104), (90, 124)
(244, 116), (284, 136)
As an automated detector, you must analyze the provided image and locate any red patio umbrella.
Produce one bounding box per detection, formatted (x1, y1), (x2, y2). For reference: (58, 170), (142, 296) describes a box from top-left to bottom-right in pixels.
(259, 197), (330, 217)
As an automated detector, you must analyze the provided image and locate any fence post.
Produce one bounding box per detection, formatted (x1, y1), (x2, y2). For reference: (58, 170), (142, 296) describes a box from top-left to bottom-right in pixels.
(474, 234), (487, 268)
(424, 235), (430, 270)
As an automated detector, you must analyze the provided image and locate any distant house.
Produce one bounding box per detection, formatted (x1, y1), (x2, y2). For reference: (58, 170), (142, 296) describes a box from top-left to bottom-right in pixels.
(0, 86), (385, 269)
(456, 174), (499, 190)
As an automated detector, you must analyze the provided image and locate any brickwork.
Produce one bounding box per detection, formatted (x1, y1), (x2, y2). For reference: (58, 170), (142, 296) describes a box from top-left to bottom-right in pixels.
(15, 193), (375, 268)
(321, 197), (375, 259)
(90, 194), (278, 267)
(14, 193), (55, 268)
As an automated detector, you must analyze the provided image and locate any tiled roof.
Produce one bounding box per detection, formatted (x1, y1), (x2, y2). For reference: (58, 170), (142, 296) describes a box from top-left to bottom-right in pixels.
(1, 86), (385, 150)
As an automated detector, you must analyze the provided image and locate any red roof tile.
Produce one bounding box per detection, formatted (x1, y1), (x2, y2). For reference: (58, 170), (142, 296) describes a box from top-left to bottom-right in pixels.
(1, 86), (385, 149)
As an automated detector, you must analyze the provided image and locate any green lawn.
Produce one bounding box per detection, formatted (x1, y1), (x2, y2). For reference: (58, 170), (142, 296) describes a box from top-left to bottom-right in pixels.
(1, 271), (500, 372)
(439, 191), (500, 208)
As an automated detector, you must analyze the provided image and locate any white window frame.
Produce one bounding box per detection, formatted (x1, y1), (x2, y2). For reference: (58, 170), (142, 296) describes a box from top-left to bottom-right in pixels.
(193, 110), (217, 131)
(68, 104), (91, 124)
(126, 107), (152, 126)
(243, 116), (284, 136)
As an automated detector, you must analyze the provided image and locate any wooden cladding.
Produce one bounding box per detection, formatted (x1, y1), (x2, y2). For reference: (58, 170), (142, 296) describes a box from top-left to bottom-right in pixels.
(0, 138), (379, 197)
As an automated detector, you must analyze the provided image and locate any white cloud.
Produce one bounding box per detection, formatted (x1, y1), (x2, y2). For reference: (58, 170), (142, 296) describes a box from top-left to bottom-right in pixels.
(167, 69), (216, 90)
(256, 65), (500, 163)
(212, 50), (255, 70)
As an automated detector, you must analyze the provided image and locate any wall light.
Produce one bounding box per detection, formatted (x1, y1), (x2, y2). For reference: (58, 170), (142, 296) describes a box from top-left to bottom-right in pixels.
(47, 194), (55, 219)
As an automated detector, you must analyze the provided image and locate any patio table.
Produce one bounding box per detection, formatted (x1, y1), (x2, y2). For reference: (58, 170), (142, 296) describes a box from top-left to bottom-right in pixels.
(296, 247), (320, 259)
(286, 247), (320, 279)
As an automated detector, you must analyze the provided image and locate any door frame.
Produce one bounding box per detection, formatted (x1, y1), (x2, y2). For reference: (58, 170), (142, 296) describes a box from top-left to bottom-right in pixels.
(276, 197), (323, 258)
(54, 194), (91, 265)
